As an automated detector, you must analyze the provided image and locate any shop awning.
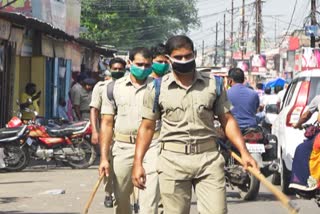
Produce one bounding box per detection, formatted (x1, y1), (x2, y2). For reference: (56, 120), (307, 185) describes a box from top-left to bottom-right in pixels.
(0, 11), (116, 57)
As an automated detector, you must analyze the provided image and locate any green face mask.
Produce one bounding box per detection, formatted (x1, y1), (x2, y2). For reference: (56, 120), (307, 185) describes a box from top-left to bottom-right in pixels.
(152, 62), (169, 76)
(130, 64), (152, 80)
(110, 70), (125, 80)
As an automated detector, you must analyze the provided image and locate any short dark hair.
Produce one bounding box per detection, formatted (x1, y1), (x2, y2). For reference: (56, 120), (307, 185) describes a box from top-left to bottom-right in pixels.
(274, 85), (283, 94)
(228, 68), (245, 83)
(151, 43), (166, 59)
(165, 35), (194, 55)
(109, 57), (126, 68)
(264, 87), (271, 95)
(129, 47), (152, 61)
(256, 83), (264, 90)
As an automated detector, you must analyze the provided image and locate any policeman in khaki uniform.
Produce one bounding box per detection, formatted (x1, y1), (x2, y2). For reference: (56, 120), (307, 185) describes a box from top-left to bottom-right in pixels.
(90, 58), (126, 208)
(70, 73), (88, 121)
(73, 78), (95, 120)
(132, 35), (259, 214)
(99, 47), (160, 214)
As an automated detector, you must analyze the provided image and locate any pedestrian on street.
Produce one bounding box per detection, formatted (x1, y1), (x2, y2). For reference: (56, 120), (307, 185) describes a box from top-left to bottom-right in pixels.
(89, 57), (126, 208)
(57, 97), (68, 120)
(73, 77), (95, 120)
(132, 35), (259, 214)
(99, 47), (160, 214)
(70, 72), (88, 120)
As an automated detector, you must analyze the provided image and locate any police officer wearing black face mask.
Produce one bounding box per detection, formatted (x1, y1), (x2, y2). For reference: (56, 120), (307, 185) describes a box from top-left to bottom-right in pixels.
(133, 35), (259, 214)
(166, 46), (196, 76)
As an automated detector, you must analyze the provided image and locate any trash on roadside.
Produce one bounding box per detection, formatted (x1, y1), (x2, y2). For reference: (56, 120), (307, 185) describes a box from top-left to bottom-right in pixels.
(40, 189), (66, 195)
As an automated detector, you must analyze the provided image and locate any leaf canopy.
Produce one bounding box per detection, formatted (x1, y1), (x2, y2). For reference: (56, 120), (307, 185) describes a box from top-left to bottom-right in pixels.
(80, 0), (199, 50)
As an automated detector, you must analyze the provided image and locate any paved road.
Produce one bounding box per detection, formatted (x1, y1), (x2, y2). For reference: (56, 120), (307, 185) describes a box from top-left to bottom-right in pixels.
(0, 164), (319, 214)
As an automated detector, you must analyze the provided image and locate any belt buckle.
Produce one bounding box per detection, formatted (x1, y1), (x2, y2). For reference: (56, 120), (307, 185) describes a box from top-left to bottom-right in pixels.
(130, 135), (136, 144)
(185, 144), (198, 154)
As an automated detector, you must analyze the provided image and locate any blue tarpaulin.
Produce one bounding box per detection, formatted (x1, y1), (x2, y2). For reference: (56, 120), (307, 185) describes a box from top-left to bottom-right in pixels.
(265, 78), (286, 88)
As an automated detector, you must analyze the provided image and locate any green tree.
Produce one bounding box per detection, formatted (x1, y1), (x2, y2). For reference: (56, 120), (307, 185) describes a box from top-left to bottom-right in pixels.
(80, 0), (199, 49)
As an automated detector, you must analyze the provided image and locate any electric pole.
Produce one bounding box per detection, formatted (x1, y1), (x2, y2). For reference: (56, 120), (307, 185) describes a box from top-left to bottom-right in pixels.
(223, 13), (226, 67)
(311, 0), (317, 48)
(241, 0), (245, 60)
(231, 0), (234, 65)
(214, 22), (218, 66)
(255, 0), (262, 54)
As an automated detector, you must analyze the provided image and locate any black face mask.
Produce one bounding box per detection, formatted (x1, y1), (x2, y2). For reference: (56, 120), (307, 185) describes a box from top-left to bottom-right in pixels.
(172, 58), (196, 74)
(111, 71), (125, 80)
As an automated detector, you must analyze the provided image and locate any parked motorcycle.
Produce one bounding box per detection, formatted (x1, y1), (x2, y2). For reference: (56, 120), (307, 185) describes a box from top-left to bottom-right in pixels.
(220, 126), (279, 201)
(0, 125), (30, 172)
(7, 102), (96, 169)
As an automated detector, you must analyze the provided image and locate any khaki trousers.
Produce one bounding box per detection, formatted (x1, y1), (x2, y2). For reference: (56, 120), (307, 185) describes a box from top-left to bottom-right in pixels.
(157, 149), (227, 214)
(111, 141), (160, 214)
(104, 149), (113, 196)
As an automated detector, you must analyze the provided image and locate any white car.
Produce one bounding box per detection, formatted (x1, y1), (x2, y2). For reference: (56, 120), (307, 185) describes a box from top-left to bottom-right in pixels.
(272, 69), (320, 193)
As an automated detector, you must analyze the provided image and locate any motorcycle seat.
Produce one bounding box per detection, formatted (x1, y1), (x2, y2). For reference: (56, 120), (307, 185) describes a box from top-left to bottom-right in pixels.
(0, 125), (27, 143)
(46, 121), (89, 137)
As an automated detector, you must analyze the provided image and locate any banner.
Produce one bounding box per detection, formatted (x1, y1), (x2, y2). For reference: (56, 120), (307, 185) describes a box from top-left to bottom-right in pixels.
(301, 47), (320, 71)
(9, 27), (24, 55)
(236, 60), (249, 72)
(21, 30), (33, 56)
(0, 19), (11, 40)
(41, 36), (54, 57)
(251, 54), (266, 73)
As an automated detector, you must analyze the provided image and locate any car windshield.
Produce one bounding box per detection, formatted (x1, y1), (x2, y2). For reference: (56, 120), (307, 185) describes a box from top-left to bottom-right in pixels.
(308, 77), (320, 104)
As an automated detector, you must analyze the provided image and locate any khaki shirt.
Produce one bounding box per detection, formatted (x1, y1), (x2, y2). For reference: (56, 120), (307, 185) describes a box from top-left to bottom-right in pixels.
(142, 71), (231, 144)
(73, 87), (92, 112)
(102, 74), (152, 135)
(90, 80), (111, 110)
(70, 82), (82, 105)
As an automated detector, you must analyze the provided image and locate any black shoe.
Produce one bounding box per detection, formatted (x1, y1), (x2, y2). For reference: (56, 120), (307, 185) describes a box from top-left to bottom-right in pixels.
(104, 196), (113, 208)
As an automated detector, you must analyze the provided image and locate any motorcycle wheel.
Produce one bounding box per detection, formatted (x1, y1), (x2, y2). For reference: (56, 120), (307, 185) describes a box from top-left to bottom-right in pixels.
(65, 139), (96, 169)
(238, 153), (261, 201)
(4, 145), (30, 172)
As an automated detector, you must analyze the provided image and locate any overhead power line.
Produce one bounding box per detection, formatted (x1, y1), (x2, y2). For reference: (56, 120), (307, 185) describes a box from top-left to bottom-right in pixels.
(278, 0), (298, 47)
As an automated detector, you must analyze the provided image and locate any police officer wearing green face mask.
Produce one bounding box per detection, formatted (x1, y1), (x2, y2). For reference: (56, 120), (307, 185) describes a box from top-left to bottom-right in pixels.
(150, 43), (170, 79)
(89, 57), (126, 208)
(99, 47), (161, 214)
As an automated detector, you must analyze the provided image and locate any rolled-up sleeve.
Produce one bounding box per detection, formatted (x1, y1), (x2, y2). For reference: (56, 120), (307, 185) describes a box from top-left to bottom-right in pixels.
(101, 83), (116, 115)
(89, 83), (102, 109)
(142, 84), (160, 121)
(214, 86), (232, 116)
(308, 95), (320, 114)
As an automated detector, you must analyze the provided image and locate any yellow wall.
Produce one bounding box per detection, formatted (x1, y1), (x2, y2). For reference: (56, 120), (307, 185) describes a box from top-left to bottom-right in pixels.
(13, 56), (46, 116)
(12, 56), (32, 111)
(12, 56), (20, 110)
(31, 57), (46, 116)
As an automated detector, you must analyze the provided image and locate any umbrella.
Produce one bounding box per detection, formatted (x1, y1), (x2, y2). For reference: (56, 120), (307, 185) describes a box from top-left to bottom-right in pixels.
(265, 78), (286, 88)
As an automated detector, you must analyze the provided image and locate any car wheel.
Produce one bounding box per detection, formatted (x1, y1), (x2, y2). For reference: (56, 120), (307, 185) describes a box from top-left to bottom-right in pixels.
(271, 172), (281, 185)
(280, 159), (293, 194)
